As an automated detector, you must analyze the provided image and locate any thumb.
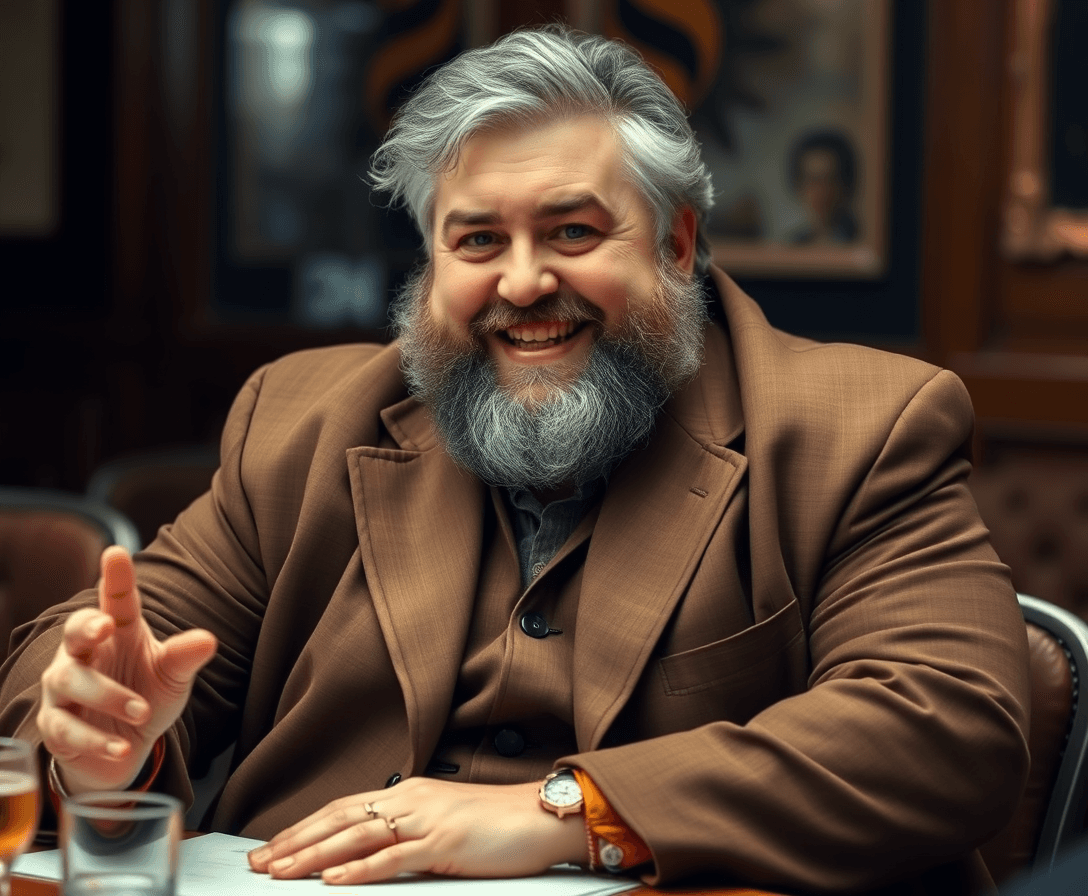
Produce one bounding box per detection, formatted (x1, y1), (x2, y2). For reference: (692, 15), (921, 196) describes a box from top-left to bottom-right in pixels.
(157, 629), (218, 688)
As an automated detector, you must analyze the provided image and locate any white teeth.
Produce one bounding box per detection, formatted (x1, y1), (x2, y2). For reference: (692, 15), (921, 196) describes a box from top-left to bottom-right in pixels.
(505, 321), (575, 343)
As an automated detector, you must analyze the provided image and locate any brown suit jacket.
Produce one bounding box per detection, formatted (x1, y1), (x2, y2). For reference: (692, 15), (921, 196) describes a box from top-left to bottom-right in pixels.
(0, 269), (1030, 894)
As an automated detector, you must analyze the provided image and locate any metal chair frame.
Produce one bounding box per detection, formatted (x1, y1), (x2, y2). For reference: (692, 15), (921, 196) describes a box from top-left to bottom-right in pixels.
(1019, 593), (1088, 872)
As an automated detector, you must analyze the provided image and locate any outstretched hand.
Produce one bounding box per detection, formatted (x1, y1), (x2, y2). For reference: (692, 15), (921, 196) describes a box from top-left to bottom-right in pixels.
(37, 546), (218, 793)
(247, 778), (588, 884)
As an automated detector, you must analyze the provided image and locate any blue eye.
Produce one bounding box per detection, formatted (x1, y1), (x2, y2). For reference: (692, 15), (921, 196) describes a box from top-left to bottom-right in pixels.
(466, 233), (494, 246)
(561, 224), (590, 240)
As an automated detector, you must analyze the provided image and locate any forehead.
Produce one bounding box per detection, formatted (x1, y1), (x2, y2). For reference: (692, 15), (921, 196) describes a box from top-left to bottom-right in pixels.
(432, 116), (638, 224)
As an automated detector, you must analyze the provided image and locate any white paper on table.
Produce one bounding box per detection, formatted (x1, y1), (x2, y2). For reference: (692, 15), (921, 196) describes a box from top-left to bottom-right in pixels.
(15, 831), (642, 896)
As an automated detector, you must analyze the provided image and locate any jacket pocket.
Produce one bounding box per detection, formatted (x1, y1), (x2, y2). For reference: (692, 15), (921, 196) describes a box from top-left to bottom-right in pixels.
(658, 599), (806, 696)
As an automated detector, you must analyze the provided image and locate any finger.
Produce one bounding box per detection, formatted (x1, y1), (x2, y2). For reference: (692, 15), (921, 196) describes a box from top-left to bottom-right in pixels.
(38, 705), (132, 762)
(61, 609), (116, 661)
(323, 840), (423, 885)
(249, 799), (379, 870)
(156, 629), (218, 690)
(99, 546), (141, 630)
(41, 661), (150, 724)
(258, 792), (385, 852)
(266, 819), (396, 880)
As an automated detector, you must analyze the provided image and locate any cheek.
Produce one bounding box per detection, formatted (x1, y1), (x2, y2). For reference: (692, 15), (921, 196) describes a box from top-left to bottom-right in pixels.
(430, 263), (493, 330)
(567, 258), (655, 322)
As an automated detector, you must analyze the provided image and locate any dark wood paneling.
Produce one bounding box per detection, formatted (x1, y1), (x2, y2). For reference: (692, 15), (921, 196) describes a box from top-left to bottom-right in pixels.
(1000, 261), (1088, 340)
(923, 0), (1088, 451)
(920, 0), (1008, 361)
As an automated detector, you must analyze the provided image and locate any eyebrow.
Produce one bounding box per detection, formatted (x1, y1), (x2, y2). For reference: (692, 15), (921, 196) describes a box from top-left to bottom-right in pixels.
(532, 193), (613, 223)
(440, 210), (500, 241)
(439, 193), (614, 241)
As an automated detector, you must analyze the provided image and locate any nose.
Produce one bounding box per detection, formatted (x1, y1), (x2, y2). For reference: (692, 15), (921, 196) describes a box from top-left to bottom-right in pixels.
(495, 243), (559, 306)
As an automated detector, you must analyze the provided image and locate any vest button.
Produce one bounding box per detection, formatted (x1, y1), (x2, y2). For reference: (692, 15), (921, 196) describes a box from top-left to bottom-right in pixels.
(519, 612), (550, 638)
(385, 773), (402, 787)
(493, 728), (525, 757)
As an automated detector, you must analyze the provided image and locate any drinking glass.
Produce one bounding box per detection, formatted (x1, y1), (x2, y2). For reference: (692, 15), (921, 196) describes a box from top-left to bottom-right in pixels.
(0, 738), (40, 896)
(61, 791), (181, 896)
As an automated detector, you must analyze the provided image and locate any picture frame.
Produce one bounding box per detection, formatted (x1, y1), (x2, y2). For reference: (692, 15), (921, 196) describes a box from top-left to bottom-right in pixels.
(569, 0), (892, 278)
(1002, 0), (1088, 262)
(0, 0), (59, 238)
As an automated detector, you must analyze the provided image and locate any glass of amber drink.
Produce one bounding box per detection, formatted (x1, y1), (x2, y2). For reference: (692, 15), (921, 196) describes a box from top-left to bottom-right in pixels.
(0, 738), (39, 896)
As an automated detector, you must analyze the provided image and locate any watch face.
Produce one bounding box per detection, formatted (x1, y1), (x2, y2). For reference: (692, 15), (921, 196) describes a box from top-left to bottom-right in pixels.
(545, 773), (582, 807)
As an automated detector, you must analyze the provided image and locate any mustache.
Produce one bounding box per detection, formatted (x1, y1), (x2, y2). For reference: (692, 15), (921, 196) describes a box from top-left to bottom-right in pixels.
(468, 291), (606, 337)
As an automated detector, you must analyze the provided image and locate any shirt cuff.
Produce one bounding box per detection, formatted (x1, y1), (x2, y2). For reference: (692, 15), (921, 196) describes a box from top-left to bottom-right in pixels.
(571, 767), (652, 872)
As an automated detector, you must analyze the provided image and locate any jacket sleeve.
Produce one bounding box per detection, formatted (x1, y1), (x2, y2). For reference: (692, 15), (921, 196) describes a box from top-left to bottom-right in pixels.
(562, 369), (1031, 893)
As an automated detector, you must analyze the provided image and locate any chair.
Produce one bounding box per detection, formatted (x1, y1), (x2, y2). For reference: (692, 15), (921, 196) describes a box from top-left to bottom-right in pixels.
(0, 487), (141, 657)
(979, 594), (1088, 885)
(970, 452), (1088, 623)
(87, 446), (219, 548)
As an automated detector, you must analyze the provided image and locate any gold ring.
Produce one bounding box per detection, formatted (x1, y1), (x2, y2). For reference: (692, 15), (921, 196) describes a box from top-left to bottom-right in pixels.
(386, 817), (399, 843)
(364, 802), (378, 819)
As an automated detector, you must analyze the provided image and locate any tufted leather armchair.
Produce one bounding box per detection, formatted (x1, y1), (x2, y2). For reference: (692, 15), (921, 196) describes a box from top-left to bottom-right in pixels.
(970, 452), (1088, 623)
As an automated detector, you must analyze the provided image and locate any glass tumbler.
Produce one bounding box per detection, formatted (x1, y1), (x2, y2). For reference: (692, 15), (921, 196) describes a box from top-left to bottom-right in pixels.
(0, 738), (39, 896)
(60, 791), (182, 896)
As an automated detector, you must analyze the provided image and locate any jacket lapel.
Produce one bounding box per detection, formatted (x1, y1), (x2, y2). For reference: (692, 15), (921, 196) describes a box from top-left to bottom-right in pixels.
(347, 398), (485, 775)
(573, 322), (748, 749)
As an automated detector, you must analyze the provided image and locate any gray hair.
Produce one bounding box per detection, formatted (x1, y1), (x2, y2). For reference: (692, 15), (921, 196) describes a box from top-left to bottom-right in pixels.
(369, 25), (715, 273)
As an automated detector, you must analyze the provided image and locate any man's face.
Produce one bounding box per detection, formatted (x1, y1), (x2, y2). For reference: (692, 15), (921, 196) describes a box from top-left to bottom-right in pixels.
(427, 115), (693, 407)
(393, 115), (705, 492)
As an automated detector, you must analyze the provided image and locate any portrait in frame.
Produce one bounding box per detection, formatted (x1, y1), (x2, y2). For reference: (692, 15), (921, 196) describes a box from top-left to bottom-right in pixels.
(557, 0), (892, 278)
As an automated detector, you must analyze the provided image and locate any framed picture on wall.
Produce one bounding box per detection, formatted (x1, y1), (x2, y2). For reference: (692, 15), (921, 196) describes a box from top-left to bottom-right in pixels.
(0, 0), (59, 238)
(1003, 0), (1088, 262)
(563, 0), (892, 278)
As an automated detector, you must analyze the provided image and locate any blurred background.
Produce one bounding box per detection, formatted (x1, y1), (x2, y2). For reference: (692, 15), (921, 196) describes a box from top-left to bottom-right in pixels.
(1, 0), (1087, 617)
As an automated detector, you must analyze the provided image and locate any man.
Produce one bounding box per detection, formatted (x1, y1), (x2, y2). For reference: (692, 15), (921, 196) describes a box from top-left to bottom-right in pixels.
(0, 26), (1029, 894)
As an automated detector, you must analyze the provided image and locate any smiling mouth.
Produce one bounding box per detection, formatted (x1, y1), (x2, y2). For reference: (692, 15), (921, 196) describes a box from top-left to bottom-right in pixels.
(499, 320), (588, 351)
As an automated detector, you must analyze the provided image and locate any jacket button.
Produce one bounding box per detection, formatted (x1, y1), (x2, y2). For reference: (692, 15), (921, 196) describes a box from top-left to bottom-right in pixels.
(519, 612), (549, 638)
(385, 773), (402, 787)
(493, 728), (525, 757)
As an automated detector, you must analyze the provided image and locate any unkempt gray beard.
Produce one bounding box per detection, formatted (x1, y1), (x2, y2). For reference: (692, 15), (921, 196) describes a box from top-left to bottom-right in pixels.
(392, 259), (708, 492)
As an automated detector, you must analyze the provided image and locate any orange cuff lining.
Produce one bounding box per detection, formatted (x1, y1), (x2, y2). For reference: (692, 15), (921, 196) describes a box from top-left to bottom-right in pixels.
(47, 736), (167, 817)
(572, 768), (652, 871)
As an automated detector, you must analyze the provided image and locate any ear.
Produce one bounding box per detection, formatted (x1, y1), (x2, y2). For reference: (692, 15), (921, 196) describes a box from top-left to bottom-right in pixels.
(671, 206), (698, 276)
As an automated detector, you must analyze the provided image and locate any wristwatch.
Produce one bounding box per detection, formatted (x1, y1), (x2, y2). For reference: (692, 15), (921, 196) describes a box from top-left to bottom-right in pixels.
(539, 768), (583, 818)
